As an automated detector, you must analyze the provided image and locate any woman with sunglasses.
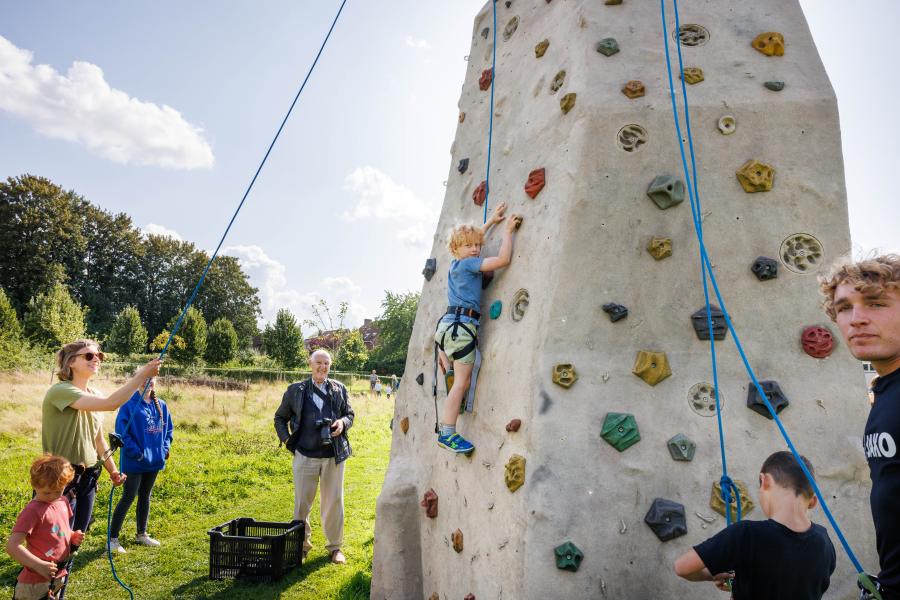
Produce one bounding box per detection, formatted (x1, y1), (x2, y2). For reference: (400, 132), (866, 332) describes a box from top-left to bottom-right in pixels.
(42, 339), (161, 534)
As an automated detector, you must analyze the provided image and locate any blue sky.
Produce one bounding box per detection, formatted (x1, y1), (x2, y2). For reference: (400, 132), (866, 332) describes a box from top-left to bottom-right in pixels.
(1, 1), (896, 328)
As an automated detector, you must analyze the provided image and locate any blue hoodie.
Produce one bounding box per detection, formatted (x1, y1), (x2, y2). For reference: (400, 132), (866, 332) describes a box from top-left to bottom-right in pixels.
(115, 391), (173, 473)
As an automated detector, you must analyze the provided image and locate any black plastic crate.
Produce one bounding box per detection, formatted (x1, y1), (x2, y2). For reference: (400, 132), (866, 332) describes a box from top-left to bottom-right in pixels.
(208, 518), (304, 582)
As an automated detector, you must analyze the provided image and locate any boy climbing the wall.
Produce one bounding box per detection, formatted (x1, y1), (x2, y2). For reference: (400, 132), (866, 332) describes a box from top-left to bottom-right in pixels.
(674, 451), (836, 599)
(435, 201), (522, 454)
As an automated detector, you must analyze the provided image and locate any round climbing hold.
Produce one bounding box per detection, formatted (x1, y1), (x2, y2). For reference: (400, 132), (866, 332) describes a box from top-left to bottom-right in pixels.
(674, 24), (709, 47)
(622, 80), (645, 99)
(717, 115), (736, 135)
(779, 233), (823, 273)
(618, 124), (648, 153)
(688, 382), (722, 417)
(801, 325), (835, 359)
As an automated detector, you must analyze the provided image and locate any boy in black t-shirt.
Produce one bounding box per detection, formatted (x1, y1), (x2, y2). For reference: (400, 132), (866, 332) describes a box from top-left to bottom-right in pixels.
(674, 452), (836, 600)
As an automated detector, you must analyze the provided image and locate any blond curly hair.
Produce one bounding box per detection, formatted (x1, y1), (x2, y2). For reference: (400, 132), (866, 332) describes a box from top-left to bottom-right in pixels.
(819, 254), (900, 320)
(448, 224), (484, 258)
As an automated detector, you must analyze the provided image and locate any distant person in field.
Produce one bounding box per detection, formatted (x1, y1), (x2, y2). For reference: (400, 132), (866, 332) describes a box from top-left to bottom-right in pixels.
(674, 451), (836, 599)
(42, 339), (161, 535)
(108, 378), (173, 554)
(820, 254), (900, 599)
(6, 455), (84, 600)
(369, 370), (377, 399)
(435, 201), (522, 454)
(374, 379), (382, 398)
(274, 349), (354, 564)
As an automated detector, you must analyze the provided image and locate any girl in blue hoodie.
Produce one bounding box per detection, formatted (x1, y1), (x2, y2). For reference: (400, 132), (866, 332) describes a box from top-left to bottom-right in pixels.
(108, 379), (173, 553)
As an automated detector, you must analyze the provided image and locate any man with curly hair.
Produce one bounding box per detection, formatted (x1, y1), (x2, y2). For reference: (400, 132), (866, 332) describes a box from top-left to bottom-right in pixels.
(820, 254), (900, 599)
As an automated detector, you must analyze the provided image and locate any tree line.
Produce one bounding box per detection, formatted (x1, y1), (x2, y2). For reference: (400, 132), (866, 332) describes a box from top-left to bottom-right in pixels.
(0, 174), (419, 374)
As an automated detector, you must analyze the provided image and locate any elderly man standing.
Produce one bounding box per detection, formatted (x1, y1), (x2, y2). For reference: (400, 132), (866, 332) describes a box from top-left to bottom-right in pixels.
(274, 349), (354, 564)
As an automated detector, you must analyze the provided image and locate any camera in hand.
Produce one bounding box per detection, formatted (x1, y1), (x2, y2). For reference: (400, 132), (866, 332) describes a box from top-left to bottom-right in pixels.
(315, 418), (334, 447)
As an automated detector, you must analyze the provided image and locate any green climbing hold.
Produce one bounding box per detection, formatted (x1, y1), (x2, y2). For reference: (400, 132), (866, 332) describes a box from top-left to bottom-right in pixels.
(601, 412), (640, 452)
(764, 81), (785, 92)
(596, 38), (620, 56)
(646, 175), (685, 209)
(490, 300), (502, 319)
(554, 541), (584, 572)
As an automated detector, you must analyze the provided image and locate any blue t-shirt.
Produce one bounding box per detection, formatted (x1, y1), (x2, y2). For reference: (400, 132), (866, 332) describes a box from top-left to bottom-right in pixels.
(442, 257), (483, 325)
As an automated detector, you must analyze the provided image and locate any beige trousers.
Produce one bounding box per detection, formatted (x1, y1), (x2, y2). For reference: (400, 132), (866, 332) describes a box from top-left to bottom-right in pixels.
(292, 451), (345, 553)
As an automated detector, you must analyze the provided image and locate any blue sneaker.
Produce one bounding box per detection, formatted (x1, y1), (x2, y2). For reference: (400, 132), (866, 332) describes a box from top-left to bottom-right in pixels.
(437, 432), (475, 454)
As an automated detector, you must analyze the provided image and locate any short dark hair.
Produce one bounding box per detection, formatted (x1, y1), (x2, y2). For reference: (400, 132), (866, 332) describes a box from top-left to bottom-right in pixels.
(761, 451), (816, 498)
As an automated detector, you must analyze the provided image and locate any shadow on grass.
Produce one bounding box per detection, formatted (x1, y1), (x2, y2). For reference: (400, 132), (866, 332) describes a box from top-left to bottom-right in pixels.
(169, 554), (334, 599)
(336, 570), (371, 600)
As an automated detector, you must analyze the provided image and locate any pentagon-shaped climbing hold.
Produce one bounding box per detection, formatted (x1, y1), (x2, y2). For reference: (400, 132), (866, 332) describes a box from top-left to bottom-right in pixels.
(459, 112), (466, 123)
(473, 180), (488, 206)
(601, 412), (641, 452)
(490, 300), (502, 319)
(560, 93), (576, 115)
(503, 16), (519, 41)
(423, 258), (437, 281)
(751, 256), (779, 281)
(504, 454), (526, 492)
(511, 289), (529, 321)
(644, 498), (688, 541)
(747, 380), (790, 419)
(416, 373), (424, 386)
(506, 418), (522, 432)
(632, 350), (671, 386)
(451, 528), (464, 553)
(622, 80), (645, 99)
(421, 488), (438, 518)
(596, 38), (620, 56)
(780, 233), (823, 273)
(554, 541), (584, 572)
(481, 27), (490, 40)
(752, 32), (785, 56)
(667, 434), (696, 462)
(801, 326), (835, 359)
(646, 175), (685, 209)
(602, 303), (628, 322)
(549, 70), (566, 94)
(479, 68), (493, 91)
(710, 479), (754, 518)
(681, 67), (704, 84)
(718, 115), (736, 135)
(524, 168), (545, 198)
(458, 158), (469, 174)
(691, 305), (727, 341)
(647, 237), (673, 261)
(400, 417), (409, 434)
(736, 159), (775, 193)
(552, 363), (577, 388)
(535, 39), (550, 58)
(764, 81), (785, 92)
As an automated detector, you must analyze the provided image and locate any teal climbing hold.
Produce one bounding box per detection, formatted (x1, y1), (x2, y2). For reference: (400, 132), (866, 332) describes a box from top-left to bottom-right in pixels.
(554, 541), (584, 572)
(490, 300), (502, 319)
(601, 412), (641, 452)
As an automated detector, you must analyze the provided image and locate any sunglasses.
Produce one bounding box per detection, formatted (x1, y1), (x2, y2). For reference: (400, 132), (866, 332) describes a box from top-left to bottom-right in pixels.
(77, 351), (105, 362)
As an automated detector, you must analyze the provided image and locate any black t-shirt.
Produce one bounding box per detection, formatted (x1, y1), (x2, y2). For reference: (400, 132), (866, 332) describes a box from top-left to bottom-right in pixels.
(866, 367), (900, 597)
(694, 519), (835, 600)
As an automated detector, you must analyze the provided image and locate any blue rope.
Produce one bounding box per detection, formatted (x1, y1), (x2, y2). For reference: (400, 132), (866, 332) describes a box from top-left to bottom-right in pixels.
(482, 0), (497, 224)
(105, 2), (349, 596)
(659, 0), (866, 575)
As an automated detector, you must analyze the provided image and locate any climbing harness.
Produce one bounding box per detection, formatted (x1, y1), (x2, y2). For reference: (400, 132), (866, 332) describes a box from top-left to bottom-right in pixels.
(98, 1), (350, 597)
(659, 0), (879, 596)
(431, 306), (482, 433)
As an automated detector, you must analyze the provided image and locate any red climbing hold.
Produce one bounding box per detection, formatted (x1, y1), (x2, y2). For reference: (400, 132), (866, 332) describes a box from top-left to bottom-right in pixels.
(506, 418), (522, 432)
(473, 180), (488, 206)
(801, 326), (835, 359)
(479, 68), (493, 91)
(421, 488), (438, 518)
(524, 168), (546, 199)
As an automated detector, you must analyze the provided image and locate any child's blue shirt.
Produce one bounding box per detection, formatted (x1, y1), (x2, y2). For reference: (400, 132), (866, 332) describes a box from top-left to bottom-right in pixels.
(441, 257), (484, 325)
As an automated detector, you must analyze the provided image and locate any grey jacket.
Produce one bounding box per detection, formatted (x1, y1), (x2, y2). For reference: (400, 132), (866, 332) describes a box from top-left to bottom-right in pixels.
(274, 378), (354, 464)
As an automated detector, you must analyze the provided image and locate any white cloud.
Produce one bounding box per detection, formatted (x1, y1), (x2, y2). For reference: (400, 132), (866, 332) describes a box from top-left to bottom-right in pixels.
(223, 245), (369, 329)
(405, 36), (431, 50)
(0, 35), (214, 169)
(342, 165), (438, 248)
(142, 223), (182, 241)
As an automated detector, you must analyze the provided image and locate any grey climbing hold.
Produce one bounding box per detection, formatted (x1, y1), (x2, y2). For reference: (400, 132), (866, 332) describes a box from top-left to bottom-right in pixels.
(764, 81), (785, 92)
(644, 498), (688, 542)
(458, 158), (469, 174)
(646, 175), (685, 209)
(751, 256), (779, 281)
(596, 38), (620, 56)
(602, 303), (628, 322)
(481, 27), (490, 39)
(416, 373), (424, 386)
(423, 258), (437, 281)
(691, 305), (727, 341)
(746, 380), (790, 419)
(667, 434), (696, 462)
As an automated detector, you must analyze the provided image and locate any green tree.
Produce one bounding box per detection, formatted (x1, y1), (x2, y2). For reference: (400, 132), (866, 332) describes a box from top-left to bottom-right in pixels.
(262, 308), (307, 369)
(335, 329), (368, 372)
(369, 291), (419, 374)
(106, 306), (148, 357)
(149, 330), (185, 354)
(196, 256), (261, 347)
(0, 287), (26, 369)
(22, 283), (87, 348)
(205, 318), (238, 365)
(166, 307), (207, 364)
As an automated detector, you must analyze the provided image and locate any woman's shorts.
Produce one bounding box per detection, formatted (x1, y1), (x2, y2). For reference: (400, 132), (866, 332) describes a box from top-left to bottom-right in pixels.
(434, 321), (478, 364)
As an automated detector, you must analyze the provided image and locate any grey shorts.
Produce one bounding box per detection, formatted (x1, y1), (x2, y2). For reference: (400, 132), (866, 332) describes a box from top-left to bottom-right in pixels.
(435, 321), (478, 364)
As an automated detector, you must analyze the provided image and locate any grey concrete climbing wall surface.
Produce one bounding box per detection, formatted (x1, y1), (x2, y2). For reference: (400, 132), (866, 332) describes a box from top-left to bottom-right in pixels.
(371, 1), (877, 598)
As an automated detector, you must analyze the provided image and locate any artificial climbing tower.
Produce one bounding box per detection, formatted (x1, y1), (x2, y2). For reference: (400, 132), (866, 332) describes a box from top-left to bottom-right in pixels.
(372, 1), (877, 598)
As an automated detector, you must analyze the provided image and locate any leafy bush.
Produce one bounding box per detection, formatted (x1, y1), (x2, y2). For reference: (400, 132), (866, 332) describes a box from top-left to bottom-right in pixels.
(205, 318), (238, 365)
(166, 307), (207, 364)
(335, 329), (368, 372)
(106, 306), (148, 357)
(22, 283), (86, 349)
(149, 330), (186, 354)
(262, 308), (307, 369)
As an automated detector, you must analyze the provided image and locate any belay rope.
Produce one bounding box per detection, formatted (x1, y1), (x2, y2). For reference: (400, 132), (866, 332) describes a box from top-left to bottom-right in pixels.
(658, 1), (880, 597)
(102, 1), (350, 598)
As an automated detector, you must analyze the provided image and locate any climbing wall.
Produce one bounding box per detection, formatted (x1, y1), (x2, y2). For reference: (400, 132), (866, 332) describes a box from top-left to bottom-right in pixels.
(372, 1), (877, 598)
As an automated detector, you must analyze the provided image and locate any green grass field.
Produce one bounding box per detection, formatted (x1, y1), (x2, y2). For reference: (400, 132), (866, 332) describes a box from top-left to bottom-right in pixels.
(0, 372), (392, 599)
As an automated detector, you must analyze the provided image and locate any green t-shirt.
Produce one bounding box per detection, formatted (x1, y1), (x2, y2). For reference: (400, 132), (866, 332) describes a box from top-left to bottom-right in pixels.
(42, 382), (101, 467)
